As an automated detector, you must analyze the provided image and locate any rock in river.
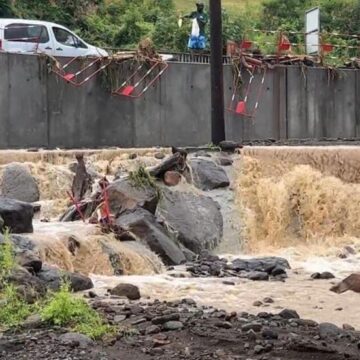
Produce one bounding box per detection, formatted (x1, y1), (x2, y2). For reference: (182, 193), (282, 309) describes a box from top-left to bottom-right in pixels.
(190, 158), (230, 191)
(37, 265), (93, 292)
(0, 163), (40, 203)
(107, 178), (159, 216)
(330, 273), (360, 294)
(0, 197), (34, 233)
(157, 188), (223, 254)
(279, 309), (300, 320)
(116, 207), (186, 266)
(110, 283), (141, 300)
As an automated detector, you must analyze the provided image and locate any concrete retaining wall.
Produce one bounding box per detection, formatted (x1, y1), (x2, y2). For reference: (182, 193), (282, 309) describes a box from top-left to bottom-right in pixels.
(0, 53), (358, 148)
(225, 66), (359, 142)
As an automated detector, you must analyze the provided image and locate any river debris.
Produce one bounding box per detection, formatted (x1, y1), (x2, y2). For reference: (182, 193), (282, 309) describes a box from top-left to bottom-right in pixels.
(71, 154), (93, 202)
(233, 51), (360, 69)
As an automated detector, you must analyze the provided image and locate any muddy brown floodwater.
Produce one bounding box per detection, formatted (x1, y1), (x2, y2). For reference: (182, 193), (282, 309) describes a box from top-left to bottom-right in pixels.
(16, 146), (360, 331)
(91, 252), (360, 329)
(1, 146), (360, 359)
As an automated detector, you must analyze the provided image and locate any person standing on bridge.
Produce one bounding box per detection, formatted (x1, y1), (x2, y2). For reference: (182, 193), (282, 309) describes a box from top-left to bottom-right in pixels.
(182, 2), (208, 52)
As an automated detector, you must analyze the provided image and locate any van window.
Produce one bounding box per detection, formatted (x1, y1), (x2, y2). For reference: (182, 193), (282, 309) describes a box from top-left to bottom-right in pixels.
(5, 23), (49, 43)
(53, 27), (87, 49)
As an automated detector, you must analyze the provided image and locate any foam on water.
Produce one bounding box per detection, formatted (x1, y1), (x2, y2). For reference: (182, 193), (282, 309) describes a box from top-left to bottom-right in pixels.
(29, 221), (164, 275)
(234, 147), (360, 255)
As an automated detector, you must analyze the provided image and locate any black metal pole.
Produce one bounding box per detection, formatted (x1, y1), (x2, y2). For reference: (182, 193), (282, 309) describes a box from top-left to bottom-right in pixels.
(209, 0), (225, 145)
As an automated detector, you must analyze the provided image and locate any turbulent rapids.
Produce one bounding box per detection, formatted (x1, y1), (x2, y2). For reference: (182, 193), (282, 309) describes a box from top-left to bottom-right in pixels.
(2, 146), (360, 267)
(236, 146), (360, 255)
(29, 222), (164, 276)
(1, 145), (360, 330)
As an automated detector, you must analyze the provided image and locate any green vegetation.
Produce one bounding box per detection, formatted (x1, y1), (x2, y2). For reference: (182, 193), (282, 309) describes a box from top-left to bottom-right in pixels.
(0, 0), (358, 60)
(0, 229), (35, 330)
(129, 165), (157, 189)
(0, 228), (15, 279)
(174, 0), (263, 16)
(129, 165), (162, 199)
(205, 142), (221, 151)
(0, 284), (34, 329)
(41, 281), (113, 339)
(0, 230), (112, 339)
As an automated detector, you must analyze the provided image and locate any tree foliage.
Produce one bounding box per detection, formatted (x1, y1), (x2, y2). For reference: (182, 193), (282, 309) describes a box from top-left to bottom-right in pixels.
(257, 0), (360, 59)
(260, 0), (360, 32)
(0, 0), (12, 17)
(0, 0), (358, 53)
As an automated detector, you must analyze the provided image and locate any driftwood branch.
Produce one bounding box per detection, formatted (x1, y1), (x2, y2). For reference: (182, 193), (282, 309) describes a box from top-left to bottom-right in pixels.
(149, 152), (187, 179)
(71, 154), (93, 202)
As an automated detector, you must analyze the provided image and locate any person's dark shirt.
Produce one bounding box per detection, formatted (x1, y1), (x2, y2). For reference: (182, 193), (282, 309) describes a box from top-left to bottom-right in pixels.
(184, 11), (208, 36)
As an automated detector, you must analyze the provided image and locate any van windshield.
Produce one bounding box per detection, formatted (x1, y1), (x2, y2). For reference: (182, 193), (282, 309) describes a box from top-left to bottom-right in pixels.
(4, 23), (49, 43)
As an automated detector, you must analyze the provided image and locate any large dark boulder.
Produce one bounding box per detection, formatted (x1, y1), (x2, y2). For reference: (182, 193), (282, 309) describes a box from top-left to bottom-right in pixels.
(190, 158), (230, 191)
(0, 233), (35, 252)
(109, 283), (141, 300)
(330, 274), (360, 294)
(157, 189), (223, 254)
(107, 178), (159, 216)
(0, 163), (40, 203)
(232, 257), (290, 273)
(0, 233), (42, 273)
(16, 250), (42, 273)
(6, 266), (46, 303)
(37, 265), (93, 292)
(0, 197), (34, 233)
(116, 208), (186, 266)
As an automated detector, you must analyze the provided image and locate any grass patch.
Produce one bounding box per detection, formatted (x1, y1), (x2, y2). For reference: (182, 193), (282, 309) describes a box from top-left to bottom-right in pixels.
(0, 229), (35, 330)
(0, 284), (35, 330)
(129, 165), (157, 189)
(0, 228), (15, 279)
(204, 142), (221, 151)
(41, 281), (113, 339)
(128, 165), (162, 199)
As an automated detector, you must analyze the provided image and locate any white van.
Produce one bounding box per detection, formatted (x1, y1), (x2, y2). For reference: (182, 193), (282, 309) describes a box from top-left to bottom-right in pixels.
(0, 19), (108, 57)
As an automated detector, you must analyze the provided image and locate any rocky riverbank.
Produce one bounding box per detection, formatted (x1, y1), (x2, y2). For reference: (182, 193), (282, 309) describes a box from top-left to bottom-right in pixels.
(1, 296), (360, 360)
